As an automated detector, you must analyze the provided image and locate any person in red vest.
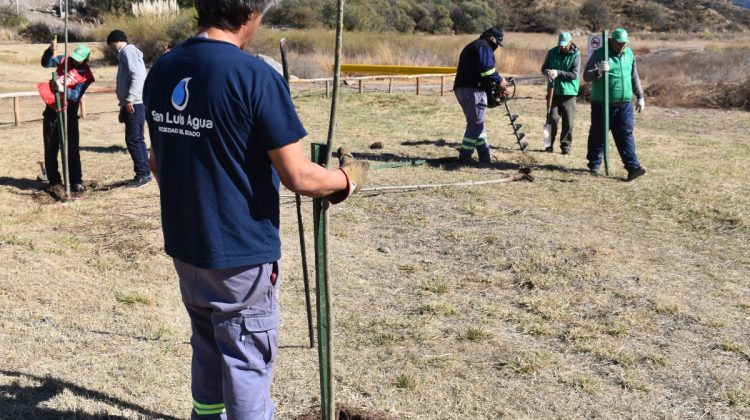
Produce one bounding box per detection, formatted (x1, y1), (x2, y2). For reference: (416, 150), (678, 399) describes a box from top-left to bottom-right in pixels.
(38, 41), (95, 192)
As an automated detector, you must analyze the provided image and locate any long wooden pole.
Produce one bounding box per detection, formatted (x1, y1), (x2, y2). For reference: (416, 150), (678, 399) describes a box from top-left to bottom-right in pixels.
(280, 38), (315, 350)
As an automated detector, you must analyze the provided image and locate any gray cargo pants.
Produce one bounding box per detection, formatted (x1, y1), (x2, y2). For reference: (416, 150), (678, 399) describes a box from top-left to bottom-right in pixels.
(548, 95), (577, 153)
(455, 87), (491, 162)
(174, 259), (280, 420)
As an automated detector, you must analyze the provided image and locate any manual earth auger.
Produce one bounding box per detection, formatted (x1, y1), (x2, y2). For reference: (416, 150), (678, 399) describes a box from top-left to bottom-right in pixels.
(489, 77), (528, 153)
(487, 77), (534, 180)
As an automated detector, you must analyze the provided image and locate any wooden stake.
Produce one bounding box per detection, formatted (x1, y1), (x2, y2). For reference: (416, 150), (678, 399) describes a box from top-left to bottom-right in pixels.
(13, 97), (21, 127)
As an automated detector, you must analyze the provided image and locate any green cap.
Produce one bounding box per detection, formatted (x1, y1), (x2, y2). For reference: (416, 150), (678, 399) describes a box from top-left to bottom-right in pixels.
(611, 28), (629, 43)
(70, 45), (90, 63)
(558, 32), (572, 47)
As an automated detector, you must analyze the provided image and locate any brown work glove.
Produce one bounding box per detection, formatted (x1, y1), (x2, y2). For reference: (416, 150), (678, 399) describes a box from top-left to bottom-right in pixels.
(326, 146), (369, 204)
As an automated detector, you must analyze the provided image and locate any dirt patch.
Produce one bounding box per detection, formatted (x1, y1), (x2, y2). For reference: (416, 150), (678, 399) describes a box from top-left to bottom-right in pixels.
(295, 404), (392, 420)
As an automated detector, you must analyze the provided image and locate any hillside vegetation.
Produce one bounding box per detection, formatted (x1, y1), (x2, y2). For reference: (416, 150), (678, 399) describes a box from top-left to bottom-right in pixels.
(263, 0), (750, 33)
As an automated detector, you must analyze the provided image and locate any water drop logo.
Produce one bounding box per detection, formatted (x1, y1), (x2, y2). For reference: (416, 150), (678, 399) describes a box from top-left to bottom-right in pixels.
(171, 77), (192, 111)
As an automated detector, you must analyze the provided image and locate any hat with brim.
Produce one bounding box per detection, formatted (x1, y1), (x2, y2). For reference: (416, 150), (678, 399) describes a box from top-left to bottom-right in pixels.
(558, 32), (572, 47)
(611, 28), (629, 43)
(70, 45), (90, 62)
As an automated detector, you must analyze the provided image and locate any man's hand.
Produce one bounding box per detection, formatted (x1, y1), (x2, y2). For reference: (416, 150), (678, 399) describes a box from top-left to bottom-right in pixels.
(636, 97), (645, 113)
(546, 69), (558, 80)
(54, 79), (64, 93)
(599, 61), (610, 72)
(126, 102), (135, 113)
(338, 147), (369, 193)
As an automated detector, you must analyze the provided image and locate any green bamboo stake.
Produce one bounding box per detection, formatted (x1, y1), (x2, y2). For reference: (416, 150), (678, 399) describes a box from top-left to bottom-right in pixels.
(602, 30), (610, 176)
(313, 1), (345, 419)
(311, 143), (332, 420)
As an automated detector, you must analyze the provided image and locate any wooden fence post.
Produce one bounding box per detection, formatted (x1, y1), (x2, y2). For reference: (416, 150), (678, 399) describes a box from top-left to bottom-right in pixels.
(13, 97), (21, 127)
(440, 76), (445, 96)
(325, 80), (329, 98)
(358, 79), (363, 94)
(416, 77), (420, 95)
(79, 95), (86, 118)
(388, 78), (393, 94)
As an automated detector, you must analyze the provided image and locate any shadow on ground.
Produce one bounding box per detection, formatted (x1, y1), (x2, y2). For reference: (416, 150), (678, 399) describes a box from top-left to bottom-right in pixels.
(0, 370), (180, 420)
(350, 139), (595, 175)
(0, 176), (44, 191)
(80, 145), (128, 154)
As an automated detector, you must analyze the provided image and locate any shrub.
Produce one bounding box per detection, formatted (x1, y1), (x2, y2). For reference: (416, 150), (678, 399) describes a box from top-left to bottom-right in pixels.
(96, 8), (197, 65)
(19, 22), (91, 43)
(131, 0), (180, 18)
(580, 0), (611, 31)
(548, 2), (579, 32)
(0, 5), (27, 27)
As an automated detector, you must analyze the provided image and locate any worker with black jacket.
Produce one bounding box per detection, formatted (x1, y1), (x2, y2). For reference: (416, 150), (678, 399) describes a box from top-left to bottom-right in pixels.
(453, 27), (507, 164)
(541, 32), (581, 155)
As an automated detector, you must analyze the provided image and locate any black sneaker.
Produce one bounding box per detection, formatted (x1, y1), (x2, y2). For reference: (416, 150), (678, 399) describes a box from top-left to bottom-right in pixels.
(72, 183), (85, 193)
(626, 167), (646, 182)
(561, 148), (570, 155)
(544, 146), (553, 153)
(589, 167), (601, 176)
(129, 174), (153, 188)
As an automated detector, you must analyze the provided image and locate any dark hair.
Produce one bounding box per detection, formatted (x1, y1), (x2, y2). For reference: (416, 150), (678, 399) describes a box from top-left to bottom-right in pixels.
(106, 29), (128, 44)
(193, 0), (278, 31)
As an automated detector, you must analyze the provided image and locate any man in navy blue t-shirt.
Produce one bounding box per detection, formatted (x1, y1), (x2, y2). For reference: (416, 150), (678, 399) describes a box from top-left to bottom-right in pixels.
(453, 27), (508, 164)
(144, 1), (369, 418)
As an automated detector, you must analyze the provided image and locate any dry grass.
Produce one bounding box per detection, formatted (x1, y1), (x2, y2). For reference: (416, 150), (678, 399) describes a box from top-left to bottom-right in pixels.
(1, 36), (750, 419)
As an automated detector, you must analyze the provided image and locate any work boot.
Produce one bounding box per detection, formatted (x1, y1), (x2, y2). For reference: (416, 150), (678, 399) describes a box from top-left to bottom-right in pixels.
(589, 167), (601, 176)
(626, 167), (646, 182)
(458, 154), (473, 164)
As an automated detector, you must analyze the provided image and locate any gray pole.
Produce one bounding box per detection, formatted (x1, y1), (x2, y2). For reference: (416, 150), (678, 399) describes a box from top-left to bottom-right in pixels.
(602, 30), (610, 176)
(61, 0), (70, 198)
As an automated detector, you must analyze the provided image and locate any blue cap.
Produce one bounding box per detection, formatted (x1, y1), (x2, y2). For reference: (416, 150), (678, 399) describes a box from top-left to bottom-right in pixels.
(482, 27), (504, 47)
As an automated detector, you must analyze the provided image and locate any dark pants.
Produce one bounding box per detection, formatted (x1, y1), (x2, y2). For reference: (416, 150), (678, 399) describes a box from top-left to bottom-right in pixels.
(42, 104), (81, 185)
(120, 104), (150, 177)
(586, 101), (641, 170)
(549, 95), (576, 152)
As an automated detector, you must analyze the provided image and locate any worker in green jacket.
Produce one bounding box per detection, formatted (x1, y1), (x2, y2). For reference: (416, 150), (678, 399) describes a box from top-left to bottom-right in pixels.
(541, 32), (581, 155)
(584, 28), (646, 181)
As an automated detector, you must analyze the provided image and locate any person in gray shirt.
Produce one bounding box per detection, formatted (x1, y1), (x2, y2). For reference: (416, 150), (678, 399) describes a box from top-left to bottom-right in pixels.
(107, 30), (152, 187)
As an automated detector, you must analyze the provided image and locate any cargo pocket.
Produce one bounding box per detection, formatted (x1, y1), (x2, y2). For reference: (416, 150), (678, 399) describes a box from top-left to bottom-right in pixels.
(241, 317), (278, 370)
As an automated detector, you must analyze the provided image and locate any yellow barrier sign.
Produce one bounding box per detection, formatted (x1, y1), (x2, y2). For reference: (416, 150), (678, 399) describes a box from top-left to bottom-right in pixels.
(339, 64), (455, 75)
